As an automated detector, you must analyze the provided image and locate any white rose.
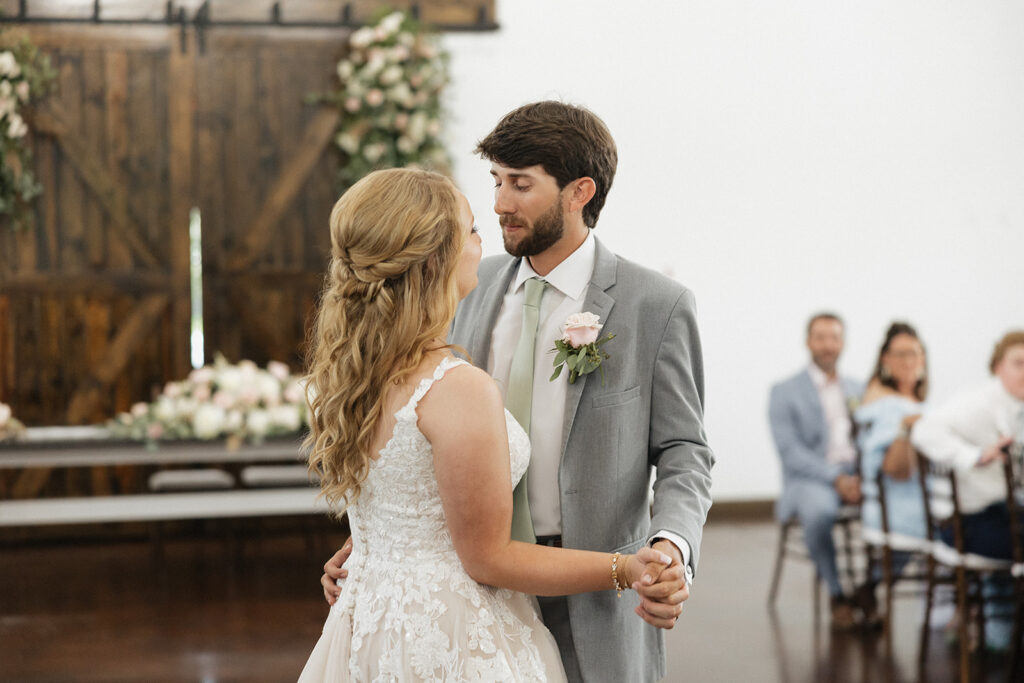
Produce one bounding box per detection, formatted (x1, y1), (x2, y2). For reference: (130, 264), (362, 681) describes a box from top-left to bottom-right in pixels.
(380, 11), (404, 35)
(350, 27), (374, 49)
(0, 403), (11, 426)
(15, 80), (28, 103)
(379, 64), (403, 86)
(0, 80), (11, 97)
(407, 111), (427, 144)
(212, 390), (236, 409)
(336, 60), (354, 81)
(246, 409), (271, 438)
(256, 373), (282, 405)
(344, 97), (361, 113)
(131, 402), (149, 418)
(224, 409), (244, 433)
(0, 52), (20, 79)
(388, 83), (412, 108)
(0, 94), (16, 118)
(396, 136), (416, 155)
(153, 397), (177, 422)
(269, 404), (302, 432)
(193, 404), (226, 439)
(283, 380), (304, 405)
(163, 381), (183, 399)
(189, 367), (215, 384)
(390, 45), (410, 62)
(7, 112), (27, 139)
(335, 132), (360, 154)
(363, 143), (385, 163)
(216, 367), (243, 392)
(365, 88), (385, 107)
(397, 32), (415, 47)
(267, 360), (290, 381)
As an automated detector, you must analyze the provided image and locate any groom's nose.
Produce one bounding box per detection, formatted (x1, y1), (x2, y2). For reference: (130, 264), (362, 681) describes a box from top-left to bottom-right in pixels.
(493, 185), (516, 215)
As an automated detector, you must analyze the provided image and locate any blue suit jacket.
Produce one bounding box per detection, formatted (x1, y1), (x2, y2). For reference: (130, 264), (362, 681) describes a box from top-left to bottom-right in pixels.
(768, 369), (862, 521)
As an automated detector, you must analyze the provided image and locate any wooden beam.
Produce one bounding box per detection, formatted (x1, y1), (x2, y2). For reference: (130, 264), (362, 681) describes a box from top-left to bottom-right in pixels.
(224, 107), (339, 272)
(0, 272), (176, 296)
(167, 25), (196, 380)
(30, 107), (162, 269)
(66, 294), (169, 424)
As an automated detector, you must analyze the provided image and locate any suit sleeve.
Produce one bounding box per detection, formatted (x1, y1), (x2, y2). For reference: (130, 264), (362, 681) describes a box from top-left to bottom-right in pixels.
(768, 384), (843, 484)
(647, 289), (715, 574)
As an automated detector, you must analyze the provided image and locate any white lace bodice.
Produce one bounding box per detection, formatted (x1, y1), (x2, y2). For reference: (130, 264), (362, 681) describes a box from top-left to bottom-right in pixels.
(304, 355), (560, 682)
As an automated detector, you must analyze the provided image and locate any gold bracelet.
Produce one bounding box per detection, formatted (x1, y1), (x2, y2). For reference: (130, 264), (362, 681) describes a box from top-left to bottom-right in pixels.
(611, 552), (625, 597)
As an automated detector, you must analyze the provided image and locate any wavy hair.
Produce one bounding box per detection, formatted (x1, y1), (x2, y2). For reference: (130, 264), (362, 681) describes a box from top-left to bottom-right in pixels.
(304, 168), (463, 513)
(869, 321), (929, 401)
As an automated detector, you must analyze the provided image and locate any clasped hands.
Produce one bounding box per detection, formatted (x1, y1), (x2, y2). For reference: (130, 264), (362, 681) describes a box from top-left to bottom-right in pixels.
(321, 537), (690, 630)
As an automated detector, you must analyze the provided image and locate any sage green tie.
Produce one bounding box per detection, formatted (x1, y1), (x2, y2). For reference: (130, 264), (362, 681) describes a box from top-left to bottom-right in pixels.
(506, 276), (547, 544)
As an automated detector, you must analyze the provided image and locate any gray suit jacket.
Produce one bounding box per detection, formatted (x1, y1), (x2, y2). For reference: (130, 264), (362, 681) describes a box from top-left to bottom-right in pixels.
(768, 369), (862, 522)
(450, 237), (714, 682)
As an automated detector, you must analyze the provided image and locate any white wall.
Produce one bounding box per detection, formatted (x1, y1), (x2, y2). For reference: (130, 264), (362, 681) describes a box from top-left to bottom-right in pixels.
(440, 1), (1024, 501)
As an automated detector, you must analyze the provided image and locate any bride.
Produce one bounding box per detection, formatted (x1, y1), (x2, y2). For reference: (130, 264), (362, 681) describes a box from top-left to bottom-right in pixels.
(297, 168), (674, 682)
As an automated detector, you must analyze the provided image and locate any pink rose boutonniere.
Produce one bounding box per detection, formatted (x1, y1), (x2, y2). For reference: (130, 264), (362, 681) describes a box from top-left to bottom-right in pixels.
(549, 312), (615, 385)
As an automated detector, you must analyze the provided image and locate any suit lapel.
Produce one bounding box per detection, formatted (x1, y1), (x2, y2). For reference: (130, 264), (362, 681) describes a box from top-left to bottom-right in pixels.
(560, 238), (617, 457)
(467, 259), (519, 366)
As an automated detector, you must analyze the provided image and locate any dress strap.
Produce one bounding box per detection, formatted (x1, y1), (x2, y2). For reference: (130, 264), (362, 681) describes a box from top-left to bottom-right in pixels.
(404, 355), (470, 414)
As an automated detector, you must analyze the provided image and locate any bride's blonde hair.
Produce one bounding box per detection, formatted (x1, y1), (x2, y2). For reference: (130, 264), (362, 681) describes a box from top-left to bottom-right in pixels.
(304, 168), (463, 512)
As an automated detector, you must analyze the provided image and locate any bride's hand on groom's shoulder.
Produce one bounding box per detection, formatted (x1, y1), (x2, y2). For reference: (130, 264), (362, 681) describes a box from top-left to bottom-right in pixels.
(321, 537), (353, 605)
(625, 543), (689, 630)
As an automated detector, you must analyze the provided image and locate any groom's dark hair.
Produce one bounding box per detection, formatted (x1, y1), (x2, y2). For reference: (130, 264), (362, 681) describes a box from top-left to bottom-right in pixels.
(475, 101), (617, 228)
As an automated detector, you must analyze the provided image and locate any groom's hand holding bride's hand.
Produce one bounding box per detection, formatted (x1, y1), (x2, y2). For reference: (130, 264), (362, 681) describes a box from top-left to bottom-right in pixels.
(321, 537), (353, 606)
(627, 541), (688, 630)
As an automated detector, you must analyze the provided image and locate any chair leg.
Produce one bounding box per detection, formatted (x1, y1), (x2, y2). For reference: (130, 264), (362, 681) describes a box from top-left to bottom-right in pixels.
(956, 566), (971, 683)
(1009, 577), (1023, 683)
(882, 545), (894, 653)
(919, 556), (936, 670)
(767, 520), (791, 608)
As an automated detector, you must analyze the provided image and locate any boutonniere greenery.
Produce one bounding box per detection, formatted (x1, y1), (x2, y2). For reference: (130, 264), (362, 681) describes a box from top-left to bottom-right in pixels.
(549, 312), (615, 385)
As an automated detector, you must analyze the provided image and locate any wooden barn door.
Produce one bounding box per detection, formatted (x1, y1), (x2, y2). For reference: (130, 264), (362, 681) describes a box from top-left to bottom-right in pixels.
(0, 26), (343, 427)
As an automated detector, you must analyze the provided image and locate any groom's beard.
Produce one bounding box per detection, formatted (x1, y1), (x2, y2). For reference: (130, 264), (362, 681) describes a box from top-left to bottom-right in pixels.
(500, 199), (564, 257)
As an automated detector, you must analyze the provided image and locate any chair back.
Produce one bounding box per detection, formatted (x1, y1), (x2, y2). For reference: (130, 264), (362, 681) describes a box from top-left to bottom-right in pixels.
(1003, 451), (1023, 567)
(915, 449), (959, 548)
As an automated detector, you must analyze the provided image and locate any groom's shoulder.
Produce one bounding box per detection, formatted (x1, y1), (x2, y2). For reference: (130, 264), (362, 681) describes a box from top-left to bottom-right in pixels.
(610, 250), (693, 308)
(478, 253), (516, 282)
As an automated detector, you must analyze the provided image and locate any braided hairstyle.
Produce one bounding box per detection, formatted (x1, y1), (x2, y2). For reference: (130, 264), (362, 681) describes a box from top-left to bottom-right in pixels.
(304, 168), (463, 512)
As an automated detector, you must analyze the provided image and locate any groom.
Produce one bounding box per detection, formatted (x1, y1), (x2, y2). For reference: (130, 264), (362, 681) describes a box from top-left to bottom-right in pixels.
(322, 101), (714, 682)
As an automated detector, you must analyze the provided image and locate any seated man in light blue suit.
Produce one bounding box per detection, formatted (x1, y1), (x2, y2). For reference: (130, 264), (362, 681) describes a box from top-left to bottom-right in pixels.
(769, 313), (863, 630)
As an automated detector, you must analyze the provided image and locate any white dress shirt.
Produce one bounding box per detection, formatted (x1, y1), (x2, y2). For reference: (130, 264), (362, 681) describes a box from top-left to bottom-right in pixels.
(807, 363), (857, 466)
(911, 377), (1024, 514)
(488, 231), (693, 577)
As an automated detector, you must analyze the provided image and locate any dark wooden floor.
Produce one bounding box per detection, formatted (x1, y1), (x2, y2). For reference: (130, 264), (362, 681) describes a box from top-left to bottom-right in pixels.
(0, 518), (1018, 682)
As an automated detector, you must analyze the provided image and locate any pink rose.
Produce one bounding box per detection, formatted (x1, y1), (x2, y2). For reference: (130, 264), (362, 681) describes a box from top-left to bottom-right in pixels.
(562, 312), (603, 347)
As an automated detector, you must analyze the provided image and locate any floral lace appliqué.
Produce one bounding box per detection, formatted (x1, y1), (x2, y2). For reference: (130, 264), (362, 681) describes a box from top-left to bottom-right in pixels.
(310, 356), (549, 682)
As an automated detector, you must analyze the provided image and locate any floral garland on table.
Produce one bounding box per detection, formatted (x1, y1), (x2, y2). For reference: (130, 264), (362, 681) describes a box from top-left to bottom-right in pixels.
(0, 30), (55, 232)
(108, 355), (309, 447)
(324, 10), (451, 189)
(0, 401), (26, 441)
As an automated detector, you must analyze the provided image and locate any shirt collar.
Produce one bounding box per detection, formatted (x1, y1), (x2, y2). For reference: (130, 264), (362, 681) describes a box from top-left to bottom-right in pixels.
(991, 376), (1024, 410)
(807, 363), (838, 389)
(512, 230), (595, 301)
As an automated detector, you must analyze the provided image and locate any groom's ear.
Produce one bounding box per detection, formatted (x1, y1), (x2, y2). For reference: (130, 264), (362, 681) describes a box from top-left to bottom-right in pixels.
(565, 177), (597, 214)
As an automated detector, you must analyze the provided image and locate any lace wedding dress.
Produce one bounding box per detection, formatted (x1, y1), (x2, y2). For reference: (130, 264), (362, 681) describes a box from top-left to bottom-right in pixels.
(298, 356), (566, 682)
